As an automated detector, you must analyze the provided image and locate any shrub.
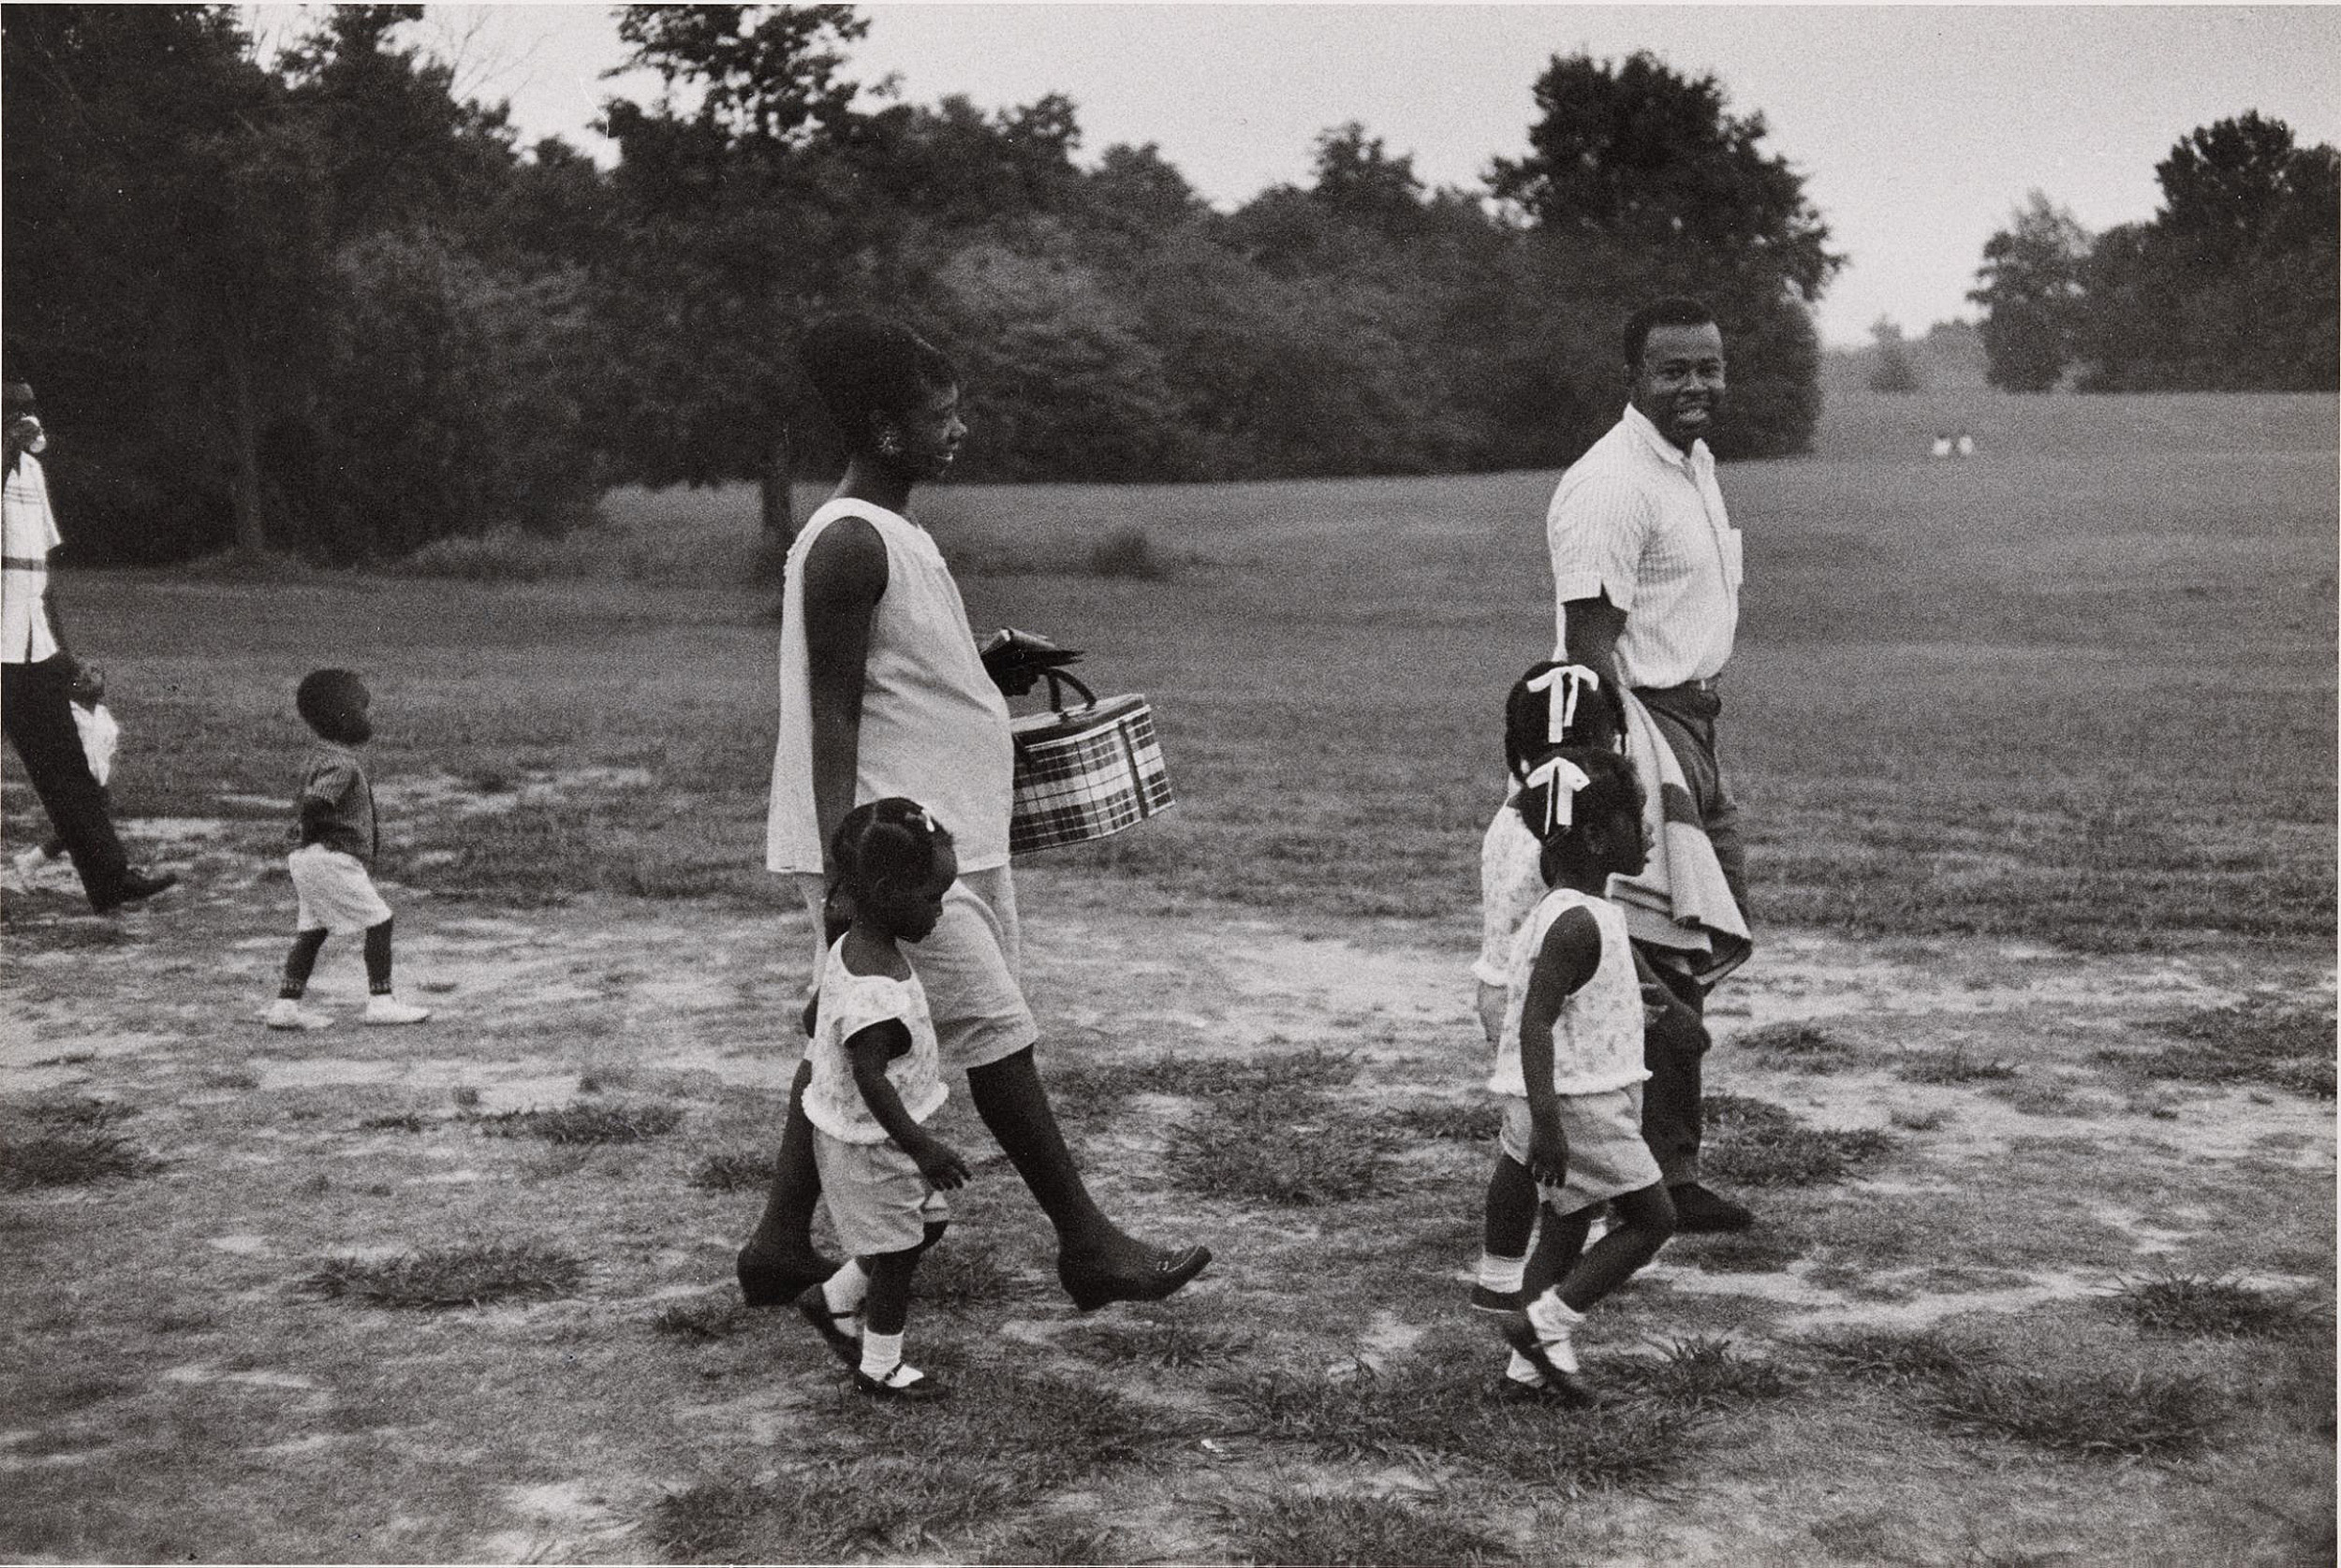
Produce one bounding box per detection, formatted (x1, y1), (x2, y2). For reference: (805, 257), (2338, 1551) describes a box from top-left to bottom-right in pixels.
(0, 1130), (157, 1189)
(1087, 526), (1170, 579)
(2111, 1273), (2326, 1340)
(1616, 1337), (1800, 1411)
(1926, 1365), (2223, 1458)
(687, 1150), (775, 1192)
(470, 1101), (684, 1144)
(302, 1241), (584, 1308)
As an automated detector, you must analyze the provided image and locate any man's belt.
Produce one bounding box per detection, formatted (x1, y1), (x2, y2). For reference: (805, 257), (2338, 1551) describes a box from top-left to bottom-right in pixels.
(1637, 675), (1720, 698)
(1, 555), (48, 571)
(1635, 677), (1723, 722)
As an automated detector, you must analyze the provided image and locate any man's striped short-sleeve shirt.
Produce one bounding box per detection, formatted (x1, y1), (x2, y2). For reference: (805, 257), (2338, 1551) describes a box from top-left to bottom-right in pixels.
(1545, 403), (1743, 688)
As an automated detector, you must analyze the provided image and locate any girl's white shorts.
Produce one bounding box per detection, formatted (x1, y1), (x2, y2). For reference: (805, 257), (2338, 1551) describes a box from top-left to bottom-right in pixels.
(288, 843), (393, 935)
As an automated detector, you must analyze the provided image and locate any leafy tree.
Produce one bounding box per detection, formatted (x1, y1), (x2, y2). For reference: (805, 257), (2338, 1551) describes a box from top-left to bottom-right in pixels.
(1865, 316), (1923, 393)
(595, 4), (876, 549)
(3, 4), (317, 560)
(2072, 113), (2337, 391)
(1486, 51), (1842, 458)
(1967, 192), (2091, 391)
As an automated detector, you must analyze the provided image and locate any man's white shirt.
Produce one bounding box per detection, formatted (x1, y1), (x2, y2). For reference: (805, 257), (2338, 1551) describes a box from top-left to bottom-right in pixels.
(1545, 403), (1742, 688)
(2, 454), (63, 665)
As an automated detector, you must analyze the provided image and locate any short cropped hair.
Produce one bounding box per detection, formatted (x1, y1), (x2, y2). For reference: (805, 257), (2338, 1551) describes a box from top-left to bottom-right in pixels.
(295, 668), (365, 734)
(1622, 296), (1718, 368)
(798, 315), (959, 453)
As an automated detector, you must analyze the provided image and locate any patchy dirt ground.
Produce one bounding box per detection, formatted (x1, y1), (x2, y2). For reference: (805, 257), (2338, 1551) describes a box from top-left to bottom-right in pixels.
(2, 803), (2333, 1563)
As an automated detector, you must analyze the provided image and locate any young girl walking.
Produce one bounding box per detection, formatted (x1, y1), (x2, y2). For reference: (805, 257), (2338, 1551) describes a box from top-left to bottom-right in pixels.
(795, 798), (972, 1400)
(1475, 746), (1676, 1406)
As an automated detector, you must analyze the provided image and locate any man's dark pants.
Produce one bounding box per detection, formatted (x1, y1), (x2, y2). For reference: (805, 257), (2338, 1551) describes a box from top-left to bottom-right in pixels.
(4, 655), (129, 903)
(1632, 682), (1747, 1190)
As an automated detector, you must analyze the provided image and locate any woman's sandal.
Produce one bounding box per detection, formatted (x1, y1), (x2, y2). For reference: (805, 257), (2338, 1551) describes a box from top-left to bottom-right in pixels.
(853, 1363), (948, 1401)
(1056, 1243), (1214, 1312)
(794, 1285), (863, 1368)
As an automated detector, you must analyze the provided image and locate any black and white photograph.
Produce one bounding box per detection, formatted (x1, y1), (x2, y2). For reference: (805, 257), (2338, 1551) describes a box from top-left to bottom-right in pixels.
(3, 3), (2334, 1561)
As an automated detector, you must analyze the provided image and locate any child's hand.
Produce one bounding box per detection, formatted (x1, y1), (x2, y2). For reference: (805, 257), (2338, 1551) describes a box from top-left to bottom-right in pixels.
(1475, 981), (1506, 1046)
(1640, 980), (1674, 1029)
(907, 1134), (972, 1191)
(1527, 1113), (1569, 1188)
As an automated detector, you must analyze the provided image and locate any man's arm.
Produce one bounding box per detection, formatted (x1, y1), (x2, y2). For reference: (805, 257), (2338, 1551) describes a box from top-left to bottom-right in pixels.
(801, 518), (889, 861)
(1559, 593), (1627, 702)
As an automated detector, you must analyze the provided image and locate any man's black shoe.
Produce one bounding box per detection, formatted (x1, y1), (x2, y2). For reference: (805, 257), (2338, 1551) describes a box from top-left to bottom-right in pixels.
(1670, 1182), (1755, 1233)
(92, 867), (178, 915)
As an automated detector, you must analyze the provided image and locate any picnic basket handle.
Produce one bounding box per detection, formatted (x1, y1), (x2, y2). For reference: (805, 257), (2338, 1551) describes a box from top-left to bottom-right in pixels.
(1038, 666), (1097, 714)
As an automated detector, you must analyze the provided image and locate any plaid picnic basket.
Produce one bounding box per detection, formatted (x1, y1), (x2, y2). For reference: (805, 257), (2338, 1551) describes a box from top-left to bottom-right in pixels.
(1008, 669), (1175, 854)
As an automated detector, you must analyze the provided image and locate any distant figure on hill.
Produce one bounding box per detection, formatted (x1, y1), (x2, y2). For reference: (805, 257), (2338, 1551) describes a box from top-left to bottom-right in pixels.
(740, 313), (1209, 1322)
(2, 377), (178, 915)
(1539, 296), (1758, 1236)
(1931, 434), (1954, 459)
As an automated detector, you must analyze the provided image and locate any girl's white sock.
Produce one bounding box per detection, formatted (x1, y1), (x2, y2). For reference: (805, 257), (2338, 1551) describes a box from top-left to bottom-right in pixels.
(1504, 1349), (1542, 1385)
(1477, 1252), (1526, 1296)
(1525, 1291), (1584, 1372)
(859, 1328), (904, 1381)
(822, 1260), (869, 1317)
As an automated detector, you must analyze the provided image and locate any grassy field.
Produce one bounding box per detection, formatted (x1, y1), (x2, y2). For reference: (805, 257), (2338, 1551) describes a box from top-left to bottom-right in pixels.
(2, 386), (2334, 1563)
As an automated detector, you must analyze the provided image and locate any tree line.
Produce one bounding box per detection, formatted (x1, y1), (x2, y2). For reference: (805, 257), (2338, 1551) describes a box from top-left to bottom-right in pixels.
(3, 4), (1848, 566)
(1967, 112), (2338, 394)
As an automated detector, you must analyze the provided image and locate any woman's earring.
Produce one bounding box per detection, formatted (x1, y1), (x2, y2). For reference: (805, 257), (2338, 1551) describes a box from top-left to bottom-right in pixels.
(877, 432), (903, 458)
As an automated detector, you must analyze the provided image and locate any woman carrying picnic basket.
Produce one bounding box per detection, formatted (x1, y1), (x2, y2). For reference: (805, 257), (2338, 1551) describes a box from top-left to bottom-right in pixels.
(739, 314), (1211, 1323)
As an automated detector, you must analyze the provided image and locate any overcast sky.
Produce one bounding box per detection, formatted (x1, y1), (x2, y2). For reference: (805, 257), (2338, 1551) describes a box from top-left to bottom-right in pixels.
(253, 3), (2341, 348)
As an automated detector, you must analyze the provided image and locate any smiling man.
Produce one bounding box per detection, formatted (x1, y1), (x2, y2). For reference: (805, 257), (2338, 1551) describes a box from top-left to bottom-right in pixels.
(1541, 296), (1755, 1234)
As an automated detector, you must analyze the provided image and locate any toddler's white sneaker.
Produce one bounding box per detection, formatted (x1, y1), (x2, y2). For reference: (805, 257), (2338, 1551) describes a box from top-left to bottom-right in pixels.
(263, 998), (333, 1030)
(363, 996), (431, 1026)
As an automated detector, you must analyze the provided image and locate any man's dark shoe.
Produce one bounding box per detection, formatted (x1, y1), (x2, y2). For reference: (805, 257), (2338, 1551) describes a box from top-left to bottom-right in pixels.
(1670, 1182), (1755, 1233)
(91, 867), (178, 915)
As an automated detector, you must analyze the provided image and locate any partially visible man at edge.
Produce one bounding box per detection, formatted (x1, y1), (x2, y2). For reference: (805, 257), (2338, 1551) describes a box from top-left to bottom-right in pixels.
(1543, 296), (1756, 1234)
(3, 378), (179, 914)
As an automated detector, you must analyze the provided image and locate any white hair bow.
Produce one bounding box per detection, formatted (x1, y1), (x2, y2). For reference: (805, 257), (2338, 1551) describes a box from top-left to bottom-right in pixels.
(1526, 665), (1601, 744)
(1521, 755), (1591, 838)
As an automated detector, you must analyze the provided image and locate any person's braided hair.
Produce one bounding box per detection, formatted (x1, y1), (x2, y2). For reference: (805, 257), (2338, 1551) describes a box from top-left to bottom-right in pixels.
(825, 797), (953, 934)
